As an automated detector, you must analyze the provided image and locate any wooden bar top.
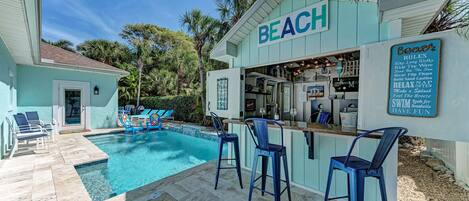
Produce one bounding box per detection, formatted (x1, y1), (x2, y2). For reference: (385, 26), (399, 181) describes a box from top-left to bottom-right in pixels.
(223, 119), (381, 139)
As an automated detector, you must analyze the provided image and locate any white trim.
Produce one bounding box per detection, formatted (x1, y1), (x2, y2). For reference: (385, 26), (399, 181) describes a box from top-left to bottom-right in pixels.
(381, 0), (446, 22)
(34, 62), (128, 77)
(53, 80), (91, 131)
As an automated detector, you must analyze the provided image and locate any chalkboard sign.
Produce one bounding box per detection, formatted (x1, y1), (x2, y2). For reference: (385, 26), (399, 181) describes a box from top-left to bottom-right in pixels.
(388, 39), (441, 117)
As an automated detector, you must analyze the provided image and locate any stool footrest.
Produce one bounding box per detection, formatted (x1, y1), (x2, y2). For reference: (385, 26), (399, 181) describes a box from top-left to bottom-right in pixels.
(220, 158), (236, 161)
(328, 196), (349, 200)
(252, 185), (289, 196)
(219, 167), (238, 170)
(254, 175), (288, 184)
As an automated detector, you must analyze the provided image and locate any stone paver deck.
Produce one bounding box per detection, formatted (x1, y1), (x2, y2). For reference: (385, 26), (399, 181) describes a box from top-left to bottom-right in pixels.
(0, 129), (119, 201)
(108, 161), (324, 201)
(1, 128), (324, 201)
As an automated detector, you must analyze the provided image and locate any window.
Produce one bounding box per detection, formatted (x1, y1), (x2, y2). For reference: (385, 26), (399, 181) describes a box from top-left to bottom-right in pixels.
(217, 78), (228, 110)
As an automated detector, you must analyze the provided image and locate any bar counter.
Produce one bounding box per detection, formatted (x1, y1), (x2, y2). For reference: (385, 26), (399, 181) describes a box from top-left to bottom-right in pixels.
(223, 119), (397, 200)
(223, 119), (381, 139)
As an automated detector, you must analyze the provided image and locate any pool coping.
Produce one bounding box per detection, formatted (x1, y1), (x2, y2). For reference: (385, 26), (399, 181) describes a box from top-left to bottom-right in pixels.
(75, 125), (221, 201)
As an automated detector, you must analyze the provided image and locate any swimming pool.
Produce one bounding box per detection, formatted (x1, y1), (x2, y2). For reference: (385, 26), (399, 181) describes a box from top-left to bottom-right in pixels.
(76, 130), (224, 201)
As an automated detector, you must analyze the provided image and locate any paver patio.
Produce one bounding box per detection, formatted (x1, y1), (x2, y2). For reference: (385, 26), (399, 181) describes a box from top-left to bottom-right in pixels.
(0, 130), (324, 201)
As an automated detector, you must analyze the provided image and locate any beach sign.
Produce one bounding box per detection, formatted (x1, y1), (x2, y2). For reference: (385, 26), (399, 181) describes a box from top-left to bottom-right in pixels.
(258, 0), (328, 47)
(388, 39), (441, 117)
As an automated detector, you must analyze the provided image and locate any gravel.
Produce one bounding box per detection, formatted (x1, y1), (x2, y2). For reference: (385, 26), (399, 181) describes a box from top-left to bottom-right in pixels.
(398, 148), (469, 201)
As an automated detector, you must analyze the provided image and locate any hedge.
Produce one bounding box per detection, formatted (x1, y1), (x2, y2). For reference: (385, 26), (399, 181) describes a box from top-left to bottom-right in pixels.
(128, 96), (203, 123)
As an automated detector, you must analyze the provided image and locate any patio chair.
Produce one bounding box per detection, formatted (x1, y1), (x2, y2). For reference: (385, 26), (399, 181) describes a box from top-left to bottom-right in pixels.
(119, 114), (143, 134)
(146, 112), (162, 130)
(8, 114), (49, 159)
(124, 105), (135, 114)
(25, 111), (56, 141)
(324, 127), (408, 201)
(210, 112), (243, 190)
(245, 118), (292, 201)
(130, 108), (151, 119)
(160, 109), (174, 120)
(156, 110), (166, 117)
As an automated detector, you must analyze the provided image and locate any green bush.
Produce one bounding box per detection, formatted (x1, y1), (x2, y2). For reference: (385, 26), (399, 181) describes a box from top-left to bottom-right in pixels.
(126, 95), (203, 123)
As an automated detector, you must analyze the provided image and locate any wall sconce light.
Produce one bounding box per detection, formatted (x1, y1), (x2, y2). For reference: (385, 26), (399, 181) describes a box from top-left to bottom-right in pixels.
(94, 86), (99, 95)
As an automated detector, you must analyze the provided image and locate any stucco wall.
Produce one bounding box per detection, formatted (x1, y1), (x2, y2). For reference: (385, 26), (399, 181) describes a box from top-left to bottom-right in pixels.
(16, 64), (119, 129)
(0, 37), (17, 158)
(233, 0), (389, 68)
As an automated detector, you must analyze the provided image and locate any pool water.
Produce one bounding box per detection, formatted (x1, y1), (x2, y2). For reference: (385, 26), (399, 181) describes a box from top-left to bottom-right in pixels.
(76, 130), (224, 201)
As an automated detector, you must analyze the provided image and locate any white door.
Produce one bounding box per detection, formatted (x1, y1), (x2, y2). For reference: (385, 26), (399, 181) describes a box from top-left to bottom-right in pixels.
(206, 68), (244, 119)
(53, 80), (91, 131)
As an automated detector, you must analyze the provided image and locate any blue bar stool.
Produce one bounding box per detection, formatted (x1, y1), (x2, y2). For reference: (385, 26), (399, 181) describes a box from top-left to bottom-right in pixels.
(210, 112), (243, 190)
(324, 127), (408, 201)
(245, 118), (292, 201)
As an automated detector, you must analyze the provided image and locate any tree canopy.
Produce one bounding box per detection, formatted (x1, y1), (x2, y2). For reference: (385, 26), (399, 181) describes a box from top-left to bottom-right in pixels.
(45, 1), (254, 116)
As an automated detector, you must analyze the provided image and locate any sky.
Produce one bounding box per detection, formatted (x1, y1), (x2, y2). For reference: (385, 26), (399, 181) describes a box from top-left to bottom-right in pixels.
(41, 0), (219, 46)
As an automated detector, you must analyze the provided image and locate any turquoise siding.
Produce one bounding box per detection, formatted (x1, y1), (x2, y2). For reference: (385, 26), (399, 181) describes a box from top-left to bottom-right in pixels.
(229, 123), (393, 200)
(0, 37), (17, 159)
(17, 65), (119, 129)
(233, 0), (388, 68)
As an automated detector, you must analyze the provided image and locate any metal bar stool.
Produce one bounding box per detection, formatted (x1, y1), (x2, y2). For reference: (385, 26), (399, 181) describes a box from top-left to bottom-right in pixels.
(324, 127), (408, 201)
(210, 112), (243, 190)
(245, 118), (292, 201)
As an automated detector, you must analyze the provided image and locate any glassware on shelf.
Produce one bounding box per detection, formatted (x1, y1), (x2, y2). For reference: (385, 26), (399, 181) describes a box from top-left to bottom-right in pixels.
(289, 108), (297, 122)
(260, 107), (266, 118)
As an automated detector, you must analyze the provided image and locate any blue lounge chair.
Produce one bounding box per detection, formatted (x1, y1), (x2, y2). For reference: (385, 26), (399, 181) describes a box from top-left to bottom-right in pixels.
(139, 109), (151, 115)
(8, 114), (49, 158)
(131, 108), (152, 119)
(25, 111), (56, 140)
(119, 114), (143, 133)
(156, 110), (166, 117)
(324, 127), (408, 201)
(160, 109), (174, 120)
(146, 112), (162, 130)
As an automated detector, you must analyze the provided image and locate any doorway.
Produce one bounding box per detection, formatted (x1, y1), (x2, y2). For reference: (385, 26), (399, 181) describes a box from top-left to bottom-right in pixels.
(53, 80), (91, 131)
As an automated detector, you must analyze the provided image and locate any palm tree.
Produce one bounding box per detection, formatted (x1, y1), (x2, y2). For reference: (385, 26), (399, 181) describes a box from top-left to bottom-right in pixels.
(215, 0), (255, 39)
(425, 0), (469, 34)
(77, 40), (132, 66)
(43, 39), (76, 52)
(181, 10), (216, 114)
(120, 24), (158, 106)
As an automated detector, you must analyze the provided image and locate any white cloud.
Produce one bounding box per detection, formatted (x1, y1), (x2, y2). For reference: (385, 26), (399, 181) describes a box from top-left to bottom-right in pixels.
(61, 0), (117, 37)
(42, 26), (83, 45)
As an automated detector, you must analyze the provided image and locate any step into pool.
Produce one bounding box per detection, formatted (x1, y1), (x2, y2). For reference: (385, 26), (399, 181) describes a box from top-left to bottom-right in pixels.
(75, 130), (225, 201)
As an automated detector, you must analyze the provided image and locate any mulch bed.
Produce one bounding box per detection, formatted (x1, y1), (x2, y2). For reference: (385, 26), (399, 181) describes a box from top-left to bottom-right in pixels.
(398, 148), (469, 201)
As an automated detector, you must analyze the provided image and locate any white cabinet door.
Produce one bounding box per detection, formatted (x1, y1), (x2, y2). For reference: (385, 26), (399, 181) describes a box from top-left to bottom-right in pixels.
(206, 68), (243, 118)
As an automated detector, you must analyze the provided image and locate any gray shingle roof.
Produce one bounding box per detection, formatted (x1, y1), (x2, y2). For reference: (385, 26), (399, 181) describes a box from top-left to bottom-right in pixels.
(40, 42), (128, 75)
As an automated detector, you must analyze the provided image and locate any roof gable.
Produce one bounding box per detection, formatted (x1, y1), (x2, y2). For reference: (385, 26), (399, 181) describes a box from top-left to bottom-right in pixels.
(40, 42), (128, 75)
(211, 0), (446, 63)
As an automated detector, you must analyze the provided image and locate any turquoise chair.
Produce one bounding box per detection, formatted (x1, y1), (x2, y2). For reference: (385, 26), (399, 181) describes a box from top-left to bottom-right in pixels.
(161, 110), (174, 120)
(156, 110), (166, 117)
(131, 109), (152, 119)
(119, 114), (143, 134)
(146, 112), (162, 130)
(140, 109), (151, 115)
